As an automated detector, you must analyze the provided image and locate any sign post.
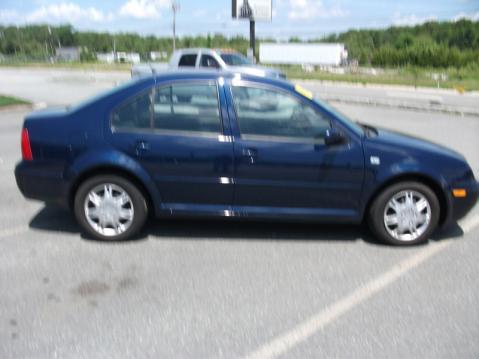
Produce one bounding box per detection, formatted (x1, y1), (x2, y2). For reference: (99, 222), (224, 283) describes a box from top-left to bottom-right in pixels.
(232, 0), (272, 62)
(250, 19), (255, 61)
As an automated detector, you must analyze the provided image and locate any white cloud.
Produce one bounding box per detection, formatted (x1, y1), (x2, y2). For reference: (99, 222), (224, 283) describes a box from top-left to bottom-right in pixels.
(288, 0), (348, 20)
(25, 2), (113, 23)
(119, 0), (169, 19)
(0, 3), (113, 25)
(0, 9), (20, 23)
(453, 11), (479, 21)
(392, 12), (437, 26)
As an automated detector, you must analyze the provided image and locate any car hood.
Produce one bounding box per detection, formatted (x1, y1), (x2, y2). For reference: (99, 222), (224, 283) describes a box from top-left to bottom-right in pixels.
(370, 127), (466, 162)
(367, 127), (465, 161)
(362, 126), (475, 186)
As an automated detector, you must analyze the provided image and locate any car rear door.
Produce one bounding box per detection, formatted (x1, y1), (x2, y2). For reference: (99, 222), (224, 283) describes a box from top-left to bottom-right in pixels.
(107, 78), (234, 214)
(225, 80), (364, 220)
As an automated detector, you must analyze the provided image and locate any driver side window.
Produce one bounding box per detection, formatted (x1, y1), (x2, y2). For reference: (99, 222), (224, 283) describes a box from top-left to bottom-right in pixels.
(231, 85), (331, 142)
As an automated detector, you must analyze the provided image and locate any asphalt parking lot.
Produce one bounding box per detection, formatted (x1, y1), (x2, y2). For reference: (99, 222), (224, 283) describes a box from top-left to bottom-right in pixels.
(1, 68), (479, 358)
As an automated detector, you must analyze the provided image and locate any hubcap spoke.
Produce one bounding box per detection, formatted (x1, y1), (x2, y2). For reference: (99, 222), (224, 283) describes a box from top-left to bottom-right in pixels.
(385, 214), (399, 225)
(416, 198), (428, 213)
(104, 184), (113, 199)
(119, 208), (134, 220)
(117, 193), (130, 206)
(86, 207), (100, 219)
(88, 192), (101, 206)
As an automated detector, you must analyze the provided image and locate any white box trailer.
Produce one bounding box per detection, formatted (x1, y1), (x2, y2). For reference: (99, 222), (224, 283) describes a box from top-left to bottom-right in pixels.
(259, 43), (347, 66)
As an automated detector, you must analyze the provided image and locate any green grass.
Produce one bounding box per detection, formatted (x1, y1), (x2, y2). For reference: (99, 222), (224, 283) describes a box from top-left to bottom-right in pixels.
(0, 95), (30, 108)
(281, 66), (479, 92)
(2, 61), (479, 91)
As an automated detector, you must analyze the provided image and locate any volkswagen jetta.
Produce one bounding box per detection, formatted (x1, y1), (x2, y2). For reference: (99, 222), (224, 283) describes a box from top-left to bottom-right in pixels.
(15, 72), (478, 245)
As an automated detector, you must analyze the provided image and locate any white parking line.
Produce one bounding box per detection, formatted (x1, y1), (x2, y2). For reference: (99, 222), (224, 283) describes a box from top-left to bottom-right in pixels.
(0, 226), (29, 239)
(245, 214), (479, 359)
(386, 91), (443, 104)
(460, 213), (479, 233)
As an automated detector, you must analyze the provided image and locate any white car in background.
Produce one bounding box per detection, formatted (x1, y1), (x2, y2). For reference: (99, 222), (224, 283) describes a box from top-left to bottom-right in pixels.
(131, 48), (286, 80)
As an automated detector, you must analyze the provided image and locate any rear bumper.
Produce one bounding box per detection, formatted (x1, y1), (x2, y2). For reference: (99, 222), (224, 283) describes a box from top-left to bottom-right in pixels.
(447, 180), (479, 223)
(15, 161), (70, 207)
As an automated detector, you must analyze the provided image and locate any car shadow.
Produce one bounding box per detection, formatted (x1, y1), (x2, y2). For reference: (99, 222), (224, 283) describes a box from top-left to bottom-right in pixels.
(28, 205), (464, 245)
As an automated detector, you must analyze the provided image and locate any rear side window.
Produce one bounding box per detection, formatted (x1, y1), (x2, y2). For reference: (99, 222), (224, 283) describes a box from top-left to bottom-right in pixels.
(153, 83), (221, 133)
(231, 85), (331, 142)
(178, 54), (197, 67)
(111, 90), (152, 130)
(111, 82), (221, 135)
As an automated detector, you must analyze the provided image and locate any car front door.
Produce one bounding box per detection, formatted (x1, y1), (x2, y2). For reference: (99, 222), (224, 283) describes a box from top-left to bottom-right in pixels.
(108, 79), (234, 214)
(225, 81), (364, 220)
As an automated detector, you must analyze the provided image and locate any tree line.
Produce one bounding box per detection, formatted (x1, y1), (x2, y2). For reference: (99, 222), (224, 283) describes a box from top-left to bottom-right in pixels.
(0, 20), (478, 68)
(322, 20), (479, 68)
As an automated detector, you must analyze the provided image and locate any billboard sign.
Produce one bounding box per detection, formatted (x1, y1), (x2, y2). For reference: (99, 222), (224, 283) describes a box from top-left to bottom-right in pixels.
(232, 0), (272, 21)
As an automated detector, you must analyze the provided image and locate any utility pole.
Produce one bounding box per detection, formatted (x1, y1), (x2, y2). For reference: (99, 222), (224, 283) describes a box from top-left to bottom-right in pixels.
(113, 38), (116, 63)
(171, 1), (180, 52)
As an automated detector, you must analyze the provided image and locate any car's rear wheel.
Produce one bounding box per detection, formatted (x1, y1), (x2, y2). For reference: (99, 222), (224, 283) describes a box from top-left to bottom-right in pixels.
(74, 175), (148, 241)
(368, 181), (440, 245)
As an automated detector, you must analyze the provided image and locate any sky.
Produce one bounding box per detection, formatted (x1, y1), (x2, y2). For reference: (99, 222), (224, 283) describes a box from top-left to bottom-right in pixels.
(0, 0), (478, 38)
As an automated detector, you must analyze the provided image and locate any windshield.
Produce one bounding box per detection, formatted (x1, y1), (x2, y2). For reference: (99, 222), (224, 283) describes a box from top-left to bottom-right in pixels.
(220, 53), (253, 66)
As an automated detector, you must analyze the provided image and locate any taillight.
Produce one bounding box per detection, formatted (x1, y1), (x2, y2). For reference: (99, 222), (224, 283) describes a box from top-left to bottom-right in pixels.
(21, 128), (33, 161)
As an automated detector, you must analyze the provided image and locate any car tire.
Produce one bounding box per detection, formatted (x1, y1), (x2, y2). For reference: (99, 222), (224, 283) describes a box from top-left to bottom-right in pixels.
(74, 175), (148, 241)
(368, 181), (440, 246)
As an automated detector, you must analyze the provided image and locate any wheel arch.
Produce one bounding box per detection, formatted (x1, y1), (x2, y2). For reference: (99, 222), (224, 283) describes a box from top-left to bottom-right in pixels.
(363, 173), (448, 225)
(69, 165), (156, 217)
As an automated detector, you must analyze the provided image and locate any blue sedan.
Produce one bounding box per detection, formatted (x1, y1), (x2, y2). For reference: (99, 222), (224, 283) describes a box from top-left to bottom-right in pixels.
(15, 71), (478, 245)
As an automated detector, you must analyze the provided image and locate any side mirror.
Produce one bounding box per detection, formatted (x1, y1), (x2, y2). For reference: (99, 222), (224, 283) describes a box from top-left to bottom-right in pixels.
(324, 128), (346, 146)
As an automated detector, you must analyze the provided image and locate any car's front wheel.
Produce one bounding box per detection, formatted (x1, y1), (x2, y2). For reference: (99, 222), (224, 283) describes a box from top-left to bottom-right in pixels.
(74, 175), (148, 241)
(368, 181), (440, 245)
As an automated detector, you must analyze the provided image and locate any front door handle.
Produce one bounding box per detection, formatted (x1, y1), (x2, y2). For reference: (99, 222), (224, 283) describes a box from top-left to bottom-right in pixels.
(135, 140), (150, 155)
(242, 148), (258, 163)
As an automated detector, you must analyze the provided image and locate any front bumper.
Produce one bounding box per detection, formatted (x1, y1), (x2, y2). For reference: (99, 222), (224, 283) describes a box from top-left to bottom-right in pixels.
(15, 161), (70, 207)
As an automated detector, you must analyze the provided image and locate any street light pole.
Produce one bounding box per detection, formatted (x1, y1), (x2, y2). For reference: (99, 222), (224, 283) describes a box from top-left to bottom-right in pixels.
(249, 19), (255, 62)
(171, 1), (180, 52)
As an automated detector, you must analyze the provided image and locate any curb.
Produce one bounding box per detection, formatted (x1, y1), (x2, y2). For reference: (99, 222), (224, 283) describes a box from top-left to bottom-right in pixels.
(293, 79), (479, 97)
(321, 95), (479, 118)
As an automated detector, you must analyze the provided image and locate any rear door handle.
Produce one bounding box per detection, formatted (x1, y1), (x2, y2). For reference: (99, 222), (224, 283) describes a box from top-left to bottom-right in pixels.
(135, 140), (150, 155)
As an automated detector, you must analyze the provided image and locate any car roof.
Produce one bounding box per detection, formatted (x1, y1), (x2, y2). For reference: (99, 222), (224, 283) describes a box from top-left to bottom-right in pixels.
(151, 70), (293, 90)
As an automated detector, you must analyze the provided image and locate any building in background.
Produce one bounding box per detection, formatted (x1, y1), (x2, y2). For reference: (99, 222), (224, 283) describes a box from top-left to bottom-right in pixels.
(150, 51), (169, 61)
(116, 52), (141, 64)
(55, 47), (81, 62)
(259, 43), (348, 67)
(96, 52), (141, 64)
(96, 52), (115, 64)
